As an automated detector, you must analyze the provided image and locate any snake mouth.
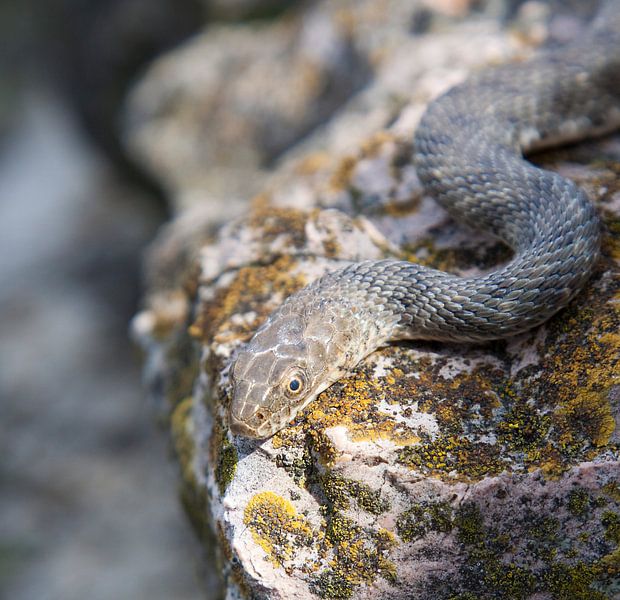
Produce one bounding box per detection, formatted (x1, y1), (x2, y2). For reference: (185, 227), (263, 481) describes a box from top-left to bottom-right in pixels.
(229, 415), (263, 438)
(229, 406), (274, 439)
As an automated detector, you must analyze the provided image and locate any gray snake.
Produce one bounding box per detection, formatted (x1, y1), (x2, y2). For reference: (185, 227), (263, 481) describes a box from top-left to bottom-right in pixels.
(229, 1), (620, 438)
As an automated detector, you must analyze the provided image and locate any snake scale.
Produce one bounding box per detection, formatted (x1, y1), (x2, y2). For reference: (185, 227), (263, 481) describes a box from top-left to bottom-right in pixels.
(229, 1), (620, 438)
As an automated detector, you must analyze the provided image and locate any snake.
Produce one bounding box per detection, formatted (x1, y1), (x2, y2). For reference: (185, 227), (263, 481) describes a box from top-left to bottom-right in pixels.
(229, 1), (620, 438)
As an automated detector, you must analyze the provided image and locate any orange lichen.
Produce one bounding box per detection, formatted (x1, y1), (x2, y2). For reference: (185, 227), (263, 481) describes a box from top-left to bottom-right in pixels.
(192, 254), (306, 344)
(328, 131), (398, 193)
(293, 152), (333, 176)
(329, 155), (358, 192)
(358, 130), (397, 156)
(247, 201), (309, 248)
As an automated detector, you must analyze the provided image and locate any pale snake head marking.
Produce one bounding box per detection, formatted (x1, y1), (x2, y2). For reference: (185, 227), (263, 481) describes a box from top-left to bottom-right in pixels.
(229, 303), (350, 438)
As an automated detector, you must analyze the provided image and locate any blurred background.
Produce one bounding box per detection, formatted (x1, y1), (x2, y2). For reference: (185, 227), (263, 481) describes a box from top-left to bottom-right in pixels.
(0, 0), (223, 597)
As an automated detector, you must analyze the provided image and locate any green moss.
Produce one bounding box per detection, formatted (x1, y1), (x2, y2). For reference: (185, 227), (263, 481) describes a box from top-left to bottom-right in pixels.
(352, 481), (390, 515)
(602, 511), (620, 544)
(445, 486), (620, 600)
(458, 535), (613, 600)
(543, 562), (608, 600)
(471, 550), (535, 599)
(568, 488), (592, 518)
(312, 512), (396, 598)
(325, 511), (358, 545)
(319, 472), (351, 511)
(312, 570), (354, 599)
(170, 397), (212, 542)
(215, 439), (238, 495)
(530, 516), (559, 540)
(396, 501), (453, 542)
(527, 515), (560, 561)
(454, 501), (537, 599)
(397, 438), (451, 471)
(319, 472), (389, 515)
(171, 397), (196, 486)
(454, 502), (484, 545)
(162, 327), (200, 411)
(274, 443), (313, 486)
(458, 547), (614, 600)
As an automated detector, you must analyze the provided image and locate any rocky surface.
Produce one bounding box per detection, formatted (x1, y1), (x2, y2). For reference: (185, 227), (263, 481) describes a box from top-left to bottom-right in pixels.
(126, 0), (549, 213)
(131, 1), (620, 598)
(124, 0), (372, 212)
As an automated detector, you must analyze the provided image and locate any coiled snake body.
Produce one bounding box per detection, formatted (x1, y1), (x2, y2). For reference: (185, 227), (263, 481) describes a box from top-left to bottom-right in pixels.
(230, 2), (620, 438)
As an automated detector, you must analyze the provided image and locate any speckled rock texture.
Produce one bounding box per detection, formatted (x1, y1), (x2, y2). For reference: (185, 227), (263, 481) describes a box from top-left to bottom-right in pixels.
(131, 1), (620, 598)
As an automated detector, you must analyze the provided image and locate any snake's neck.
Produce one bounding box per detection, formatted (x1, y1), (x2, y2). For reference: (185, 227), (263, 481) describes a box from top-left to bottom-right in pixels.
(293, 274), (399, 374)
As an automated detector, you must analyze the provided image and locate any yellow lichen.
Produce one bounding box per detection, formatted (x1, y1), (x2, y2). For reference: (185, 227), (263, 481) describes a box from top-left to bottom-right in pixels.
(319, 471), (390, 515)
(297, 354), (423, 451)
(241, 485), (396, 596)
(214, 435), (238, 495)
(243, 491), (316, 566)
(293, 152), (333, 176)
(329, 155), (358, 192)
(397, 435), (507, 479)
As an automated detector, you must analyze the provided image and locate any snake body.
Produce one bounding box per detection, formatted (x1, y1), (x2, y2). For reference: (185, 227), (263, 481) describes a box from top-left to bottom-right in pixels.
(230, 2), (620, 438)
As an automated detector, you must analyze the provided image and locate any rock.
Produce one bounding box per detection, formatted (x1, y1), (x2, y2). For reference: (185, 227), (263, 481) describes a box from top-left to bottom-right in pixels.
(124, 0), (526, 213)
(132, 1), (619, 598)
(124, 1), (373, 211)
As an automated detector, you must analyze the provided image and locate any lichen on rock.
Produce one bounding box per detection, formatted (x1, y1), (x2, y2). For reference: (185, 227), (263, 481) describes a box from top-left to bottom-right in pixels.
(130, 1), (620, 598)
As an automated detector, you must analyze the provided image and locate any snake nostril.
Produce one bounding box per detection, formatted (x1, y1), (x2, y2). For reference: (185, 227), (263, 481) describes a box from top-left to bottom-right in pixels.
(255, 411), (265, 422)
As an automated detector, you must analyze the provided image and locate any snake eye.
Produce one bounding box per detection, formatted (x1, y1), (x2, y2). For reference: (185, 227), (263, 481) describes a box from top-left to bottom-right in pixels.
(284, 371), (305, 397)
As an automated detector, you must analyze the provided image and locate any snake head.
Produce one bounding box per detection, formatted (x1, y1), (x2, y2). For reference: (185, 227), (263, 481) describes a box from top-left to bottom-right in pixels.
(228, 302), (348, 438)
